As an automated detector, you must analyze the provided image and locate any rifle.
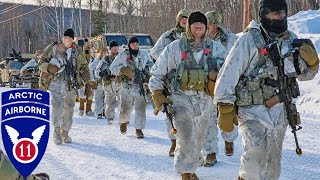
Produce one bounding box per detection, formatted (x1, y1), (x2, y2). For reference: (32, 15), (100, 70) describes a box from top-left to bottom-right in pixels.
(134, 69), (148, 106)
(265, 41), (302, 156)
(65, 47), (78, 91)
(162, 103), (177, 134)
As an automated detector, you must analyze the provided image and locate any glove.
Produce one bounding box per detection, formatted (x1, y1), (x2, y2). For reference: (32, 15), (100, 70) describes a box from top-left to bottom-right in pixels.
(84, 83), (93, 97)
(300, 42), (319, 71)
(152, 90), (171, 112)
(99, 71), (108, 77)
(218, 103), (238, 132)
(90, 81), (97, 89)
(205, 70), (218, 96)
(47, 64), (59, 74)
(120, 67), (135, 80)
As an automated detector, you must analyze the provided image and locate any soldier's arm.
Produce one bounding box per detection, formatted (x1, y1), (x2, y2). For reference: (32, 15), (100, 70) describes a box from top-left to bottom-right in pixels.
(77, 51), (91, 85)
(38, 43), (54, 73)
(151, 31), (171, 61)
(110, 53), (125, 76)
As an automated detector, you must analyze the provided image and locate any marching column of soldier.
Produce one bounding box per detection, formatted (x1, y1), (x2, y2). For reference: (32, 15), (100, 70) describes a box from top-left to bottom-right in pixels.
(1, 0), (320, 179)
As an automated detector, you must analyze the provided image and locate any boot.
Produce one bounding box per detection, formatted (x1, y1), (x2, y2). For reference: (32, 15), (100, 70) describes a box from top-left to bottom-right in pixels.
(61, 130), (72, 143)
(97, 114), (103, 119)
(85, 99), (94, 116)
(120, 123), (128, 135)
(225, 141), (234, 156)
(168, 139), (176, 157)
(238, 177), (245, 180)
(181, 173), (193, 180)
(33, 173), (50, 180)
(204, 153), (217, 167)
(192, 173), (199, 180)
(79, 98), (85, 116)
(108, 118), (114, 125)
(53, 127), (62, 145)
(136, 129), (144, 139)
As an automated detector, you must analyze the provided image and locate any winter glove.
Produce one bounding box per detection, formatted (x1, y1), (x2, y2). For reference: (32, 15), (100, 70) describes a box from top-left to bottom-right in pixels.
(84, 83), (93, 97)
(90, 81), (97, 89)
(300, 41), (319, 71)
(205, 70), (218, 96)
(152, 90), (171, 114)
(99, 71), (108, 77)
(218, 103), (238, 132)
(47, 64), (59, 74)
(120, 67), (135, 80)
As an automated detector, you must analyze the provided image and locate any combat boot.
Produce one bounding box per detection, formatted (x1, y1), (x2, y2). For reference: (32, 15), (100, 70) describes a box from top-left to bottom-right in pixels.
(33, 173), (50, 180)
(108, 118), (114, 125)
(192, 173), (199, 180)
(53, 127), (62, 145)
(85, 99), (95, 116)
(225, 141), (234, 156)
(120, 123), (128, 135)
(181, 173), (193, 180)
(168, 139), (176, 157)
(136, 129), (144, 139)
(61, 130), (72, 143)
(79, 98), (85, 116)
(97, 114), (103, 119)
(238, 177), (245, 180)
(204, 153), (217, 167)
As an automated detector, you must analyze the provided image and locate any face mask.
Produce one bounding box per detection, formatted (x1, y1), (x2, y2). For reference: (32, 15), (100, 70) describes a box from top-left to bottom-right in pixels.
(261, 17), (288, 35)
(129, 47), (139, 56)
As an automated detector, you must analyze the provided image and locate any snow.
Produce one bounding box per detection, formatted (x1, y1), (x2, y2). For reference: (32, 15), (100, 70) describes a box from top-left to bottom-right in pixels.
(2, 10), (320, 180)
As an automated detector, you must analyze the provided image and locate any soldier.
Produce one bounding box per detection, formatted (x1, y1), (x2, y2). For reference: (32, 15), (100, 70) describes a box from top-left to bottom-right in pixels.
(151, 9), (190, 157)
(90, 47), (107, 119)
(201, 10), (239, 166)
(38, 29), (93, 145)
(110, 37), (153, 138)
(214, 0), (319, 179)
(149, 11), (227, 179)
(0, 148), (49, 180)
(95, 41), (121, 124)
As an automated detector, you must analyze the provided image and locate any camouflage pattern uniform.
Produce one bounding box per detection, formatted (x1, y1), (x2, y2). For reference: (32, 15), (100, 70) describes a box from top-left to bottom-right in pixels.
(0, 149), (49, 180)
(149, 32), (227, 174)
(89, 57), (104, 116)
(110, 50), (153, 130)
(202, 11), (239, 159)
(95, 54), (121, 123)
(214, 21), (318, 179)
(150, 9), (189, 142)
(20, 58), (39, 89)
(38, 42), (91, 144)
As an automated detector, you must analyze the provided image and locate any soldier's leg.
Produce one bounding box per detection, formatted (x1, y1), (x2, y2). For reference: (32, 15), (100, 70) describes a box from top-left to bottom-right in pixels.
(104, 84), (117, 123)
(85, 89), (95, 116)
(119, 87), (134, 134)
(238, 119), (268, 180)
(221, 124), (238, 156)
(134, 95), (146, 138)
(202, 106), (219, 166)
(78, 86), (86, 116)
(266, 126), (287, 179)
(61, 90), (77, 143)
(171, 94), (198, 174)
(50, 91), (64, 144)
(94, 84), (105, 116)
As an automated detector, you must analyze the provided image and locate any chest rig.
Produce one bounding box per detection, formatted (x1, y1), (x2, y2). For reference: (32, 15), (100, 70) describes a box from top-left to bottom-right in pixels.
(235, 28), (299, 106)
(173, 37), (217, 92)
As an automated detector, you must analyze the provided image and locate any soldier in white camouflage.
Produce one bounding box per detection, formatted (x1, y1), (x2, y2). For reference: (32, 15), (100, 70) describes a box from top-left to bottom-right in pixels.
(110, 37), (154, 138)
(201, 10), (239, 167)
(0, 149), (49, 180)
(151, 9), (190, 157)
(38, 29), (93, 145)
(214, 0), (319, 179)
(149, 11), (227, 180)
(95, 41), (121, 124)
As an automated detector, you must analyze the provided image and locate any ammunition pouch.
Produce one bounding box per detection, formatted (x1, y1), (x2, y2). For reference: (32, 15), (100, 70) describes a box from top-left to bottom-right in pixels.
(180, 68), (206, 91)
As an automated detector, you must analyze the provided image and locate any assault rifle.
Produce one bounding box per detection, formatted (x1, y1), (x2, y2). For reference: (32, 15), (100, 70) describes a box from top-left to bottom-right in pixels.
(66, 47), (78, 90)
(264, 41), (302, 156)
(134, 69), (148, 105)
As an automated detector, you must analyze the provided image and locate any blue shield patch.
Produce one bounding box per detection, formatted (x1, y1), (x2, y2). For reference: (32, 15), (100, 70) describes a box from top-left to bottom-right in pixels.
(1, 89), (50, 178)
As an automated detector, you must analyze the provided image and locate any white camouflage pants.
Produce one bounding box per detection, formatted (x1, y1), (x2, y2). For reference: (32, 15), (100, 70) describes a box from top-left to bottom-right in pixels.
(94, 83), (105, 115)
(165, 118), (176, 140)
(103, 81), (121, 120)
(237, 104), (288, 180)
(119, 84), (146, 129)
(170, 92), (211, 174)
(49, 77), (77, 131)
(202, 101), (238, 155)
(78, 86), (94, 100)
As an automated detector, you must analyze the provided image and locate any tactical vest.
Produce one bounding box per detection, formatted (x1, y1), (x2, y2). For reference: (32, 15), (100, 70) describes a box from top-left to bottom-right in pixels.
(235, 28), (282, 106)
(101, 55), (120, 85)
(173, 37), (218, 92)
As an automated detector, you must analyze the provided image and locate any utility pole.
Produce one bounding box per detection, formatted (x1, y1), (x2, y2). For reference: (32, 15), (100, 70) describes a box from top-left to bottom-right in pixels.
(243, 0), (250, 30)
(79, 0), (82, 37)
(89, 0), (92, 37)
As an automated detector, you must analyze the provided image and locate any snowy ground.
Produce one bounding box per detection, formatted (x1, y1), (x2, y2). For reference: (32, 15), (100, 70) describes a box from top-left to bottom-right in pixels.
(2, 10), (320, 180)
